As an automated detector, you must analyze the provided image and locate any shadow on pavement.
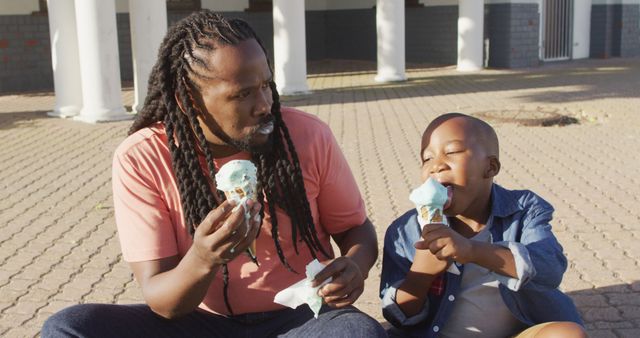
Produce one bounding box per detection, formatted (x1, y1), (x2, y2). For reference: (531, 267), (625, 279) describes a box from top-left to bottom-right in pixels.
(293, 58), (640, 107)
(567, 281), (640, 333)
(0, 110), (50, 130)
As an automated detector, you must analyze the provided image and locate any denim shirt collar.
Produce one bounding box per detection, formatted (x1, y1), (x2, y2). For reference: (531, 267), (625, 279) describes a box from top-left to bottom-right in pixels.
(491, 184), (523, 218)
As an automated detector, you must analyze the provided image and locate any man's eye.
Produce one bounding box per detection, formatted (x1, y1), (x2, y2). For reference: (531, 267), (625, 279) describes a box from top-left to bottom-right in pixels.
(422, 157), (432, 164)
(446, 150), (463, 155)
(236, 90), (250, 99)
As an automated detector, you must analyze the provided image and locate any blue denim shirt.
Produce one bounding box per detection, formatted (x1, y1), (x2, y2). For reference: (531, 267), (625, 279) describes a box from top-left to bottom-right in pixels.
(379, 184), (583, 337)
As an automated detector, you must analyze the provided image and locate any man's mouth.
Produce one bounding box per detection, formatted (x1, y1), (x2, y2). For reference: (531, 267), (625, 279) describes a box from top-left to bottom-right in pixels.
(256, 121), (274, 135)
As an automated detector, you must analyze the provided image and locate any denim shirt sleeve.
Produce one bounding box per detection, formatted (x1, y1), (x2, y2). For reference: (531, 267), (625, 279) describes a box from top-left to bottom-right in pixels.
(379, 213), (430, 328)
(381, 280), (430, 326)
(493, 241), (535, 291)
(494, 198), (567, 291)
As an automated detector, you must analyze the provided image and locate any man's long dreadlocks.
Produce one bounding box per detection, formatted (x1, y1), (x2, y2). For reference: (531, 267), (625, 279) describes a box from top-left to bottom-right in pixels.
(128, 10), (329, 315)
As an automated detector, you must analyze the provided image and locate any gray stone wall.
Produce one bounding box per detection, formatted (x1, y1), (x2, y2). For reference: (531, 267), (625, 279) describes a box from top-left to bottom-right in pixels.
(591, 5), (618, 58)
(486, 3), (540, 68)
(619, 5), (640, 57)
(591, 4), (640, 58)
(0, 15), (52, 93)
(406, 6), (458, 64)
(324, 9), (377, 61)
(1, 8), (462, 93)
(9, 4), (611, 93)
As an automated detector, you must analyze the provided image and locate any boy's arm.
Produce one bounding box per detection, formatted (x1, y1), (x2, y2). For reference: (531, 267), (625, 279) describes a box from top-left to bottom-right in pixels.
(467, 241), (517, 278)
(380, 221), (446, 327)
(418, 223), (517, 278)
(395, 249), (449, 316)
(496, 205), (567, 289)
(420, 206), (565, 291)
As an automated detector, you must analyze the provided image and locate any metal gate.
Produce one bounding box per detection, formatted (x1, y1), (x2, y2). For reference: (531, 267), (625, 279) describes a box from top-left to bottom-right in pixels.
(541, 0), (574, 61)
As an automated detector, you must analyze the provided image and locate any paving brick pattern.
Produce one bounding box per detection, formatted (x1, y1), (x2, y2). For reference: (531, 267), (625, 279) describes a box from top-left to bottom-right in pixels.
(0, 58), (639, 337)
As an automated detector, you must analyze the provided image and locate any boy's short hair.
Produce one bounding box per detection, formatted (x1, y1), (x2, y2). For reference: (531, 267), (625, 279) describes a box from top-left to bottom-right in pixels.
(423, 112), (499, 158)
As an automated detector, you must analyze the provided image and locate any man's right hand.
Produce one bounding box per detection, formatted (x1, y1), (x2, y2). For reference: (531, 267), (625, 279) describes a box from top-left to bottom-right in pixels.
(192, 199), (262, 269)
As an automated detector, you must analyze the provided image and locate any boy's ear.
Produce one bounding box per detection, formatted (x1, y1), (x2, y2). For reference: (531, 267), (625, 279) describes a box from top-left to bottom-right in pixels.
(484, 155), (501, 178)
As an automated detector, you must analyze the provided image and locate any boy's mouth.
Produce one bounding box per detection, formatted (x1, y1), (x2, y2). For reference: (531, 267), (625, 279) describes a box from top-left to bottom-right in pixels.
(441, 183), (453, 209)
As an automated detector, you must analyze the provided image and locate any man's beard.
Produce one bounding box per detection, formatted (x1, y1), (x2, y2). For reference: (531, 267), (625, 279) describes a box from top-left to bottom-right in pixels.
(225, 115), (275, 154)
(228, 131), (274, 154)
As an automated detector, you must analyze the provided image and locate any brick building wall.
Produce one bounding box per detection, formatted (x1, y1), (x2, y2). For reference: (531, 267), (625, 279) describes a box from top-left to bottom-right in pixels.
(486, 3), (540, 68)
(0, 15), (52, 93)
(591, 4), (640, 59)
(619, 4), (640, 57)
(2, 4), (636, 93)
(406, 6), (458, 65)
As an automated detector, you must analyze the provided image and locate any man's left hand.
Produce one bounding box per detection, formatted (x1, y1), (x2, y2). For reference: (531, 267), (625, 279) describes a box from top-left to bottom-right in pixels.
(311, 256), (364, 308)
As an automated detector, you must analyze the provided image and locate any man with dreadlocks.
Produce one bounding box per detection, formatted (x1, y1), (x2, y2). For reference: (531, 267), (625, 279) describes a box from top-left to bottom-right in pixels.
(42, 10), (385, 338)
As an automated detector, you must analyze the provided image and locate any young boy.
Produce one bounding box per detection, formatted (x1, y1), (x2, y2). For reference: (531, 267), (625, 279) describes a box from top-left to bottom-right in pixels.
(380, 113), (586, 338)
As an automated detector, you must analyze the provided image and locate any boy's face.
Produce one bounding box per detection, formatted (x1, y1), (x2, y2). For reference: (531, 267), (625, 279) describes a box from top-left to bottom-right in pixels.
(420, 116), (498, 217)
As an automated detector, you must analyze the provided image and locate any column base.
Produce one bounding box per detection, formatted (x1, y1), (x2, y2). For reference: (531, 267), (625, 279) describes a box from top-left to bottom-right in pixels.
(374, 73), (407, 83)
(47, 106), (81, 118)
(456, 62), (483, 72)
(73, 107), (134, 123)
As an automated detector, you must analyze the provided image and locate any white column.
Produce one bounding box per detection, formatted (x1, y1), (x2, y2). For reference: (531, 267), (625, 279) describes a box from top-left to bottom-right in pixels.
(375, 0), (406, 82)
(457, 0), (484, 71)
(273, 0), (309, 95)
(46, 0), (82, 118)
(573, 0), (592, 59)
(129, 0), (167, 114)
(74, 0), (129, 123)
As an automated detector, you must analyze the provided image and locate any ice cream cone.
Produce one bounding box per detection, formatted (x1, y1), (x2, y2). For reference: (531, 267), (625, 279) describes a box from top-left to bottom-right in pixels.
(215, 160), (260, 262)
(410, 178), (451, 227)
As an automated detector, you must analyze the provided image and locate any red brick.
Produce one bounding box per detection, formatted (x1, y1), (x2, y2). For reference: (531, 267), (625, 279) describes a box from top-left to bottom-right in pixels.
(0, 39), (8, 48)
(25, 39), (39, 47)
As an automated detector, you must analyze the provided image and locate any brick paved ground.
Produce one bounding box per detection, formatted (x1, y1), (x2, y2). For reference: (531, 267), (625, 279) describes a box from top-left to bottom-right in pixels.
(0, 58), (639, 337)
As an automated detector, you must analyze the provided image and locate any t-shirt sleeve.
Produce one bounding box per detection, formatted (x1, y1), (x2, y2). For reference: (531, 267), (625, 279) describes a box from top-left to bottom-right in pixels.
(314, 125), (366, 234)
(112, 145), (178, 262)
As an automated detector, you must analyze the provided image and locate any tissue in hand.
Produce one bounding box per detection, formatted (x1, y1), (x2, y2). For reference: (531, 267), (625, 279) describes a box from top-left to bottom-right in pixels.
(273, 259), (332, 318)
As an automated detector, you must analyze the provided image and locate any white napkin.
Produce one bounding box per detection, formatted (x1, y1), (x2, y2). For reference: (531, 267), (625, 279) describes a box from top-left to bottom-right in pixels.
(417, 214), (461, 275)
(273, 259), (332, 318)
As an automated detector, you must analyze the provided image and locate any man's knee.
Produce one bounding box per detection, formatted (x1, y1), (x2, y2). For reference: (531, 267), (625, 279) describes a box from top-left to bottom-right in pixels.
(42, 304), (93, 337)
(322, 308), (386, 337)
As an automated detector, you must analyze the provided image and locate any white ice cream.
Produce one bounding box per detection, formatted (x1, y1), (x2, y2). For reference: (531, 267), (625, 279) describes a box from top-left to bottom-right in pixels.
(409, 177), (449, 208)
(215, 160), (258, 203)
(215, 159), (259, 260)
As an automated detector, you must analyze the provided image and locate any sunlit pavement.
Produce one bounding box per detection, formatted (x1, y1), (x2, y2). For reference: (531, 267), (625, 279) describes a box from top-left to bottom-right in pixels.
(1, 58), (639, 337)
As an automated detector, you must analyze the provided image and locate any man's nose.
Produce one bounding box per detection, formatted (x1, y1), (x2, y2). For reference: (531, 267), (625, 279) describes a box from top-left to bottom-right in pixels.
(255, 87), (272, 116)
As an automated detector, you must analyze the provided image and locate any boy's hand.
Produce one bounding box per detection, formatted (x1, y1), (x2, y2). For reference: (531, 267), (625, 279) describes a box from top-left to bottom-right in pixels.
(415, 223), (474, 264)
(411, 247), (451, 275)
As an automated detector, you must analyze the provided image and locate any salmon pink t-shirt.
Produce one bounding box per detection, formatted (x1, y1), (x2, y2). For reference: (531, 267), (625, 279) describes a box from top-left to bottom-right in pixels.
(112, 107), (366, 315)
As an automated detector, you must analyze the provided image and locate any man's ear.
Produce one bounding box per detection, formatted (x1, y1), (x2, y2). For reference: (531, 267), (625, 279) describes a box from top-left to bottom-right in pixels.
(484, 155), (501, 178)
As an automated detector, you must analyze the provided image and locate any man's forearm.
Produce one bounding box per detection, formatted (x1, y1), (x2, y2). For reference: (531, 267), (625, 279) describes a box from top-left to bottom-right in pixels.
(139, 248), (220, 319)
(333, 218), (378, 278)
